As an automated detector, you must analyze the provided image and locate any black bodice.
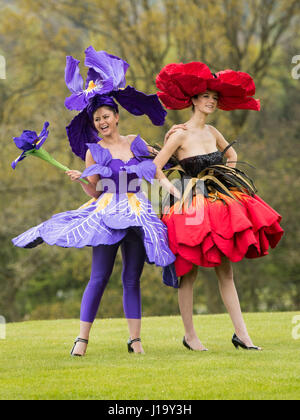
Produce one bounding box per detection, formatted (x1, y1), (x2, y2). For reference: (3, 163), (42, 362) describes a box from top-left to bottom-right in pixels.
(179, 151), (223, 177)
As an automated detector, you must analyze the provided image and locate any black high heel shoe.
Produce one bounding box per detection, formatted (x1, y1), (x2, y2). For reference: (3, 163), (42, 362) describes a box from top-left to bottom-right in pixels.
(127, 338), (144, 354)
(232, 334), (261, 351)
(183, 337), (208, 352)
(70, 337), (89, 357)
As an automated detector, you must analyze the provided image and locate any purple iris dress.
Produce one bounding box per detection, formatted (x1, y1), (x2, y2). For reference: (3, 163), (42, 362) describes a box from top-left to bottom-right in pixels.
(12, 135), (175, 268)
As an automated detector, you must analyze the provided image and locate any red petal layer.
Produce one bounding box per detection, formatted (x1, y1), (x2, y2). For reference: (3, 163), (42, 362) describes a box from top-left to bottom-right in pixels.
(162, 192), (284, 276)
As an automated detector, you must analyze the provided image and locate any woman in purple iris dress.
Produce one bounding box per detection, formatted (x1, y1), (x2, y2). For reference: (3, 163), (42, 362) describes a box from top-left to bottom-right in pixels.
(12, 47), (175, 355)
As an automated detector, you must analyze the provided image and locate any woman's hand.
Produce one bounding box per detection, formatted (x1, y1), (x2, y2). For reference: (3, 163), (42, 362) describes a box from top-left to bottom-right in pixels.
(65, 170), (83, 183)
(164, 123), (187, 144)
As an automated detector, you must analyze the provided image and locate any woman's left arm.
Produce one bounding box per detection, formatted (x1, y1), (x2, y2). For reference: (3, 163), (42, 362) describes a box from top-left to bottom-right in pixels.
(208, 125), (237, 168)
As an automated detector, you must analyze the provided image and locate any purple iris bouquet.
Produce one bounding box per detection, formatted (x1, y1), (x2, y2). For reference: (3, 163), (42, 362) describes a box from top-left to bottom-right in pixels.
(11, 122), (88, 184)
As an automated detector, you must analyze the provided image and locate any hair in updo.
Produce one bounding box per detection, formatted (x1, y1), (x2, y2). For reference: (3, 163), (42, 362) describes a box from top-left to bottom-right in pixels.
(87, 94), (119, 121)
(192, 95), (199, 113)
(93, 105), (119, 117)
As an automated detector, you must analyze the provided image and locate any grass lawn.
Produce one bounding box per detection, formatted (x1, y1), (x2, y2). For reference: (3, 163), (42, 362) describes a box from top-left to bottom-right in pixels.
(0, 312), (299, 400)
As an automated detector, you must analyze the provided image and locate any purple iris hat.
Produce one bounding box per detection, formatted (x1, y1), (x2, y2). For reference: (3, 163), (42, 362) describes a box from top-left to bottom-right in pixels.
(65, 46), (167, 161)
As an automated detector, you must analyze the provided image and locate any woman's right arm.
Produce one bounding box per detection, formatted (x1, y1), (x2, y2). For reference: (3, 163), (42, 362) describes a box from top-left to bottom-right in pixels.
(153, 131), (184, 199)
(65, 149), (102, 199)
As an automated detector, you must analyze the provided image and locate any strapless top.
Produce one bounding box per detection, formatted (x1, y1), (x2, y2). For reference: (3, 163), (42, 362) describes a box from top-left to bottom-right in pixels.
(179, 151), (223, 177)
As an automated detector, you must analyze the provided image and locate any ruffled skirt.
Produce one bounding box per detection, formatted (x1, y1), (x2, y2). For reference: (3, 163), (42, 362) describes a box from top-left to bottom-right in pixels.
(12, 192), (175, 268)
(162, 188), (284, 279)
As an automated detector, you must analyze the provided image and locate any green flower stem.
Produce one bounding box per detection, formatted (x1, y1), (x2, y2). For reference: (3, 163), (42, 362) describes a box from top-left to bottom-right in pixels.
(25, 148), (89, 185)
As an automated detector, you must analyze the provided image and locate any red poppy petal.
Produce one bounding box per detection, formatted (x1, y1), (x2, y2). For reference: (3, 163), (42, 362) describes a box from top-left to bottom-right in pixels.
(157, 92), (191, 110)
(216, 70), (256, 96)
(218, 96), (261, 111)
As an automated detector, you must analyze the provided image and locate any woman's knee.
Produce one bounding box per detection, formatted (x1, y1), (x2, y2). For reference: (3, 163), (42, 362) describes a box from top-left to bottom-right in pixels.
(215, 258), (233, 283)
(181, 265), (198, 286)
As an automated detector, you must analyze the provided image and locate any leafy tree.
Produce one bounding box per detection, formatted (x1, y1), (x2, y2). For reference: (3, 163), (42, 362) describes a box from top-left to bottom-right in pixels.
(0, 0), (299, 321)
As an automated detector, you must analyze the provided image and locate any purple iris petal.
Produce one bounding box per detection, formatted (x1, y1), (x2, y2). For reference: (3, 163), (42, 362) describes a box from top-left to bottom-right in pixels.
(11, 151), (26, 170)
(112, 86), (167, 126)
(85, 68), (101, 89)
(84, 46), (129, 90)
(65, 76), (114, 111)
(66, 110), (100, 161)
(65, 56), (84, 94)
(11, 121), (50, 169)
(80, 164), (112, 179)
(122, 161), (156, 184)
(36, 122), (50, 149)
(13, 131), (38, 151)
(65, 92), (89, 111)
(86, 77), (114, 98)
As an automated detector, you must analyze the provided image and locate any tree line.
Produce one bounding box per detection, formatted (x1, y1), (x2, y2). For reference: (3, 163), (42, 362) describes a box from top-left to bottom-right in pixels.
(0, 0), (299, 322)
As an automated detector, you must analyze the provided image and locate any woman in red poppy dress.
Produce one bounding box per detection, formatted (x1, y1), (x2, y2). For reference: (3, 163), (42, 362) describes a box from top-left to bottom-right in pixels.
(153, 62), (284, 351)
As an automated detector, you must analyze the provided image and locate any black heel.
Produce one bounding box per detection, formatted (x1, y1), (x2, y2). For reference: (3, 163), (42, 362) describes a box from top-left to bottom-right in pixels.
(232, 334), (261, 351)
(127, 338), (143, 354)
(183, 336), (193, 351)
(70, 337), (89, 357)
(183, 337), (208, 352)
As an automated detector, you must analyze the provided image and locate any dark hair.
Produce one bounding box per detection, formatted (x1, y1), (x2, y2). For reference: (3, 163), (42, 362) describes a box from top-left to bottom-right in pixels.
(93, 105), (119, 118)
(192, 95), (198, 113)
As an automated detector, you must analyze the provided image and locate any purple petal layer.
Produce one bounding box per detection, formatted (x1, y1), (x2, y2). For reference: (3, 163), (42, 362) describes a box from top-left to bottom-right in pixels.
(122, 161), (156, 184)
(65, 91), (89, 111)
(13, 131), (38, 151)
(86, 143), (112, 166)
(12, 192), (176, 268)
(131, 135), (150, 160)
(11, 151), (26, 169)
(112, 86), (167, 126)
(66, 109), (100, 161)
(84, 46), (129, 90)
(65, 56), (84, 93)
(85, 67), (101, 89)
(81, 164), (112, 179)
(36, 121), (50, 149)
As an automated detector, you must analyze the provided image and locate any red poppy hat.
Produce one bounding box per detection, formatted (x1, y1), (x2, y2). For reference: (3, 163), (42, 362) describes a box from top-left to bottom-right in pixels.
(156, 62), (260, 111)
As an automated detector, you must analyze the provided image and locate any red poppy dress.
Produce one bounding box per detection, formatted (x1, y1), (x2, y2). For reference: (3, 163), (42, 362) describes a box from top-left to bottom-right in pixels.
(156, 61), (283, 288)
(161, 148), (284, 286)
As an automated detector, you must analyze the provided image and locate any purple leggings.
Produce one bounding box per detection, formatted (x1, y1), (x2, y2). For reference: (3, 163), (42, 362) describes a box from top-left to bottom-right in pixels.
(80, 230), (146, 323)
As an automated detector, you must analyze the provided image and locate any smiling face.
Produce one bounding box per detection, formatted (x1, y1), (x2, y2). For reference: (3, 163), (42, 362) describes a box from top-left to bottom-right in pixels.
(192, 90), (219, 114)
(93, 106), (120, 137)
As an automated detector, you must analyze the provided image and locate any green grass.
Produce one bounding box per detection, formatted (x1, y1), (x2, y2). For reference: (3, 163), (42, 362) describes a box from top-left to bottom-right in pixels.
(0, 312), (299, 400)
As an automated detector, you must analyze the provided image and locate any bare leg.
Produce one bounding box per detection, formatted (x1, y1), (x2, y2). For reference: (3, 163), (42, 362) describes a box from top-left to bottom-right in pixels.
(215, 257), (256, 347)
(178, 265), (207, 351)
(127, 319), (144, 353)
(72, 321), (92, 356)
